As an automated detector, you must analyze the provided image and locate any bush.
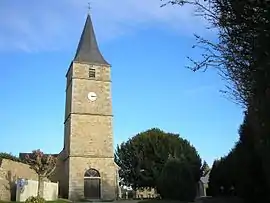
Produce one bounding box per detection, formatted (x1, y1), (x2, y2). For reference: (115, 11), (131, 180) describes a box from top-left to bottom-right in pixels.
(25, 196), (46, 203)
(0, 152), (24, 163)
(157, 157), (197, 201)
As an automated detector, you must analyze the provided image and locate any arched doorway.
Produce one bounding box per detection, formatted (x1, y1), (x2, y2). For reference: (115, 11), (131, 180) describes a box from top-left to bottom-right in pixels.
(84, 168), (101, 199)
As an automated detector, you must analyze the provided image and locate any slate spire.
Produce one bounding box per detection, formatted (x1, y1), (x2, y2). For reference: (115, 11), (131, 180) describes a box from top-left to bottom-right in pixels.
(73, 14), (109, 65)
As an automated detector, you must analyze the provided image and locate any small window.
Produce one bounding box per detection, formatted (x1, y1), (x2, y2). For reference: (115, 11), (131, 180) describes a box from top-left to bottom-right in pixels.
(89, 68), (95, 78)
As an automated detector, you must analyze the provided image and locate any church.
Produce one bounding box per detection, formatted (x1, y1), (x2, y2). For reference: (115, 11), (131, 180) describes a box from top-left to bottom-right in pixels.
(50, 13), (119, 201)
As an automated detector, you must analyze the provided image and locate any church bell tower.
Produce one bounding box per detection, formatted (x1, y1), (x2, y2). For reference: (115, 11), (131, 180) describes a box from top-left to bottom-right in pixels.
(63, 14), (116, 200)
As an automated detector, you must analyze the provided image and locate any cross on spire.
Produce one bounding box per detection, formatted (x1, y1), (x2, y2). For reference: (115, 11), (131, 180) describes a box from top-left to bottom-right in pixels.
(73, 5), (109, 65)
(87, 2), (91, 14)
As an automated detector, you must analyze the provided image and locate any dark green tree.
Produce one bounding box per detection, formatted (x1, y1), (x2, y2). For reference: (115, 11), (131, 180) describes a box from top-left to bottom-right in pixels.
(161, 0), (270, 201)
(157, 156), (197, 201)
(114, 128), (201, 189)
(207, 159), (220, 196)
(160, 0), (263, 107)
(208, 112), (269, 202)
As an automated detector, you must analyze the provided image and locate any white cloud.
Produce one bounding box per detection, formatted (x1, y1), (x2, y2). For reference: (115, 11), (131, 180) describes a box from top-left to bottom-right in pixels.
(0, 0), (212, 52)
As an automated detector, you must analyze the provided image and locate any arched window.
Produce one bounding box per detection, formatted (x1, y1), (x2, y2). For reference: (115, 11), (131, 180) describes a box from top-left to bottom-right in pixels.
(84, 168), (100, 178)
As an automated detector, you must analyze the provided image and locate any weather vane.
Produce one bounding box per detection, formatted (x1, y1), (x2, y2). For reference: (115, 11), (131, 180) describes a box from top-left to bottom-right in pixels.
(87, 2), (91, 14)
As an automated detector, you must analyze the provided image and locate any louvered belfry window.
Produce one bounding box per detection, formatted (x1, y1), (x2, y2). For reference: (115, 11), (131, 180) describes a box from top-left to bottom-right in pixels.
(89, 68), (95, 78)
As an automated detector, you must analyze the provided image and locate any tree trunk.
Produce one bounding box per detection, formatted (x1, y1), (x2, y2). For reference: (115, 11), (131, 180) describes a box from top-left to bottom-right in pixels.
(37, 176), (44, 197)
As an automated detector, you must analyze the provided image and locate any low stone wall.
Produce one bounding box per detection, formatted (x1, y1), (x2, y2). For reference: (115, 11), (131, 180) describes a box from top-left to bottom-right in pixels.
(0, 158), (38, 201)
(16, 179), (58, 202)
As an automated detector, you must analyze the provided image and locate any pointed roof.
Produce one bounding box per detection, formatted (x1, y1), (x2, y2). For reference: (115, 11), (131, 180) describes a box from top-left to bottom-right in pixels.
(73, 14), (109, 65)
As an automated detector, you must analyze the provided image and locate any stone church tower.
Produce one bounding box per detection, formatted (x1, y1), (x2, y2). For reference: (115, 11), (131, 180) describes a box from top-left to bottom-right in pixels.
(59, 14), (116, 200)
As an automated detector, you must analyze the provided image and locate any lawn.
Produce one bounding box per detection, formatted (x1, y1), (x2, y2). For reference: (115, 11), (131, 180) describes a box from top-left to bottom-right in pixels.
(0, 199), (71, 203)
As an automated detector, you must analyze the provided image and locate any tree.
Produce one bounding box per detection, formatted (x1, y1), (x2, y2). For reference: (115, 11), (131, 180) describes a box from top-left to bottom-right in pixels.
(25, 149), (56, 197)
(161, 0), (270, 201)
(114, 128), (201, 189)
(161, 0), (265, 107)
(208, 112), (269, 202)
(157, 156), (197, 201)
(207, 159), (220, 196)
(0, 152), (24, 163)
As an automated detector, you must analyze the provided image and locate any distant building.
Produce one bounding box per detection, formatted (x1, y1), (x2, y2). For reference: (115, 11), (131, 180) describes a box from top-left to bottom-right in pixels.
(135, 187), (158, 199)
(119, 169), (211, 200)
(197, 169), (210, 197)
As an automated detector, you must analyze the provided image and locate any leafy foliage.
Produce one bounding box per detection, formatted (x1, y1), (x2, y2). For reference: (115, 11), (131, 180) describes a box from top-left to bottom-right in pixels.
(208, 112), (270, 202)
(161, 0), (268, 107)
(25, 149), (57, 197)
(161, 0), (270, 202)
(25, 150), (56, 177)
(157, 156), (197, 201)
(25, 196), (45, 203)
(114, 128), (201, 189)
(0, 152), (24, 163)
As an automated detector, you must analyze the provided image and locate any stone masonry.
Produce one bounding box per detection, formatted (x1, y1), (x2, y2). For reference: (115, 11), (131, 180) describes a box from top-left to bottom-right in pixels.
(61, 61), (116, 201)
(0, 159), (38, 201)
(58, 13), (117, 200)
(2, 14), (118, 202)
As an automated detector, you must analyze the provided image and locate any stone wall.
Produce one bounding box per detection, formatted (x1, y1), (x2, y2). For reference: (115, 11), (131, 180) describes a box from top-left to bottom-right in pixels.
(69, 114), (114, 157)
(49, 150), (69, 199)
(16, 179), (58, 201)
(0, 158), (38, 201)
(68, 156), (116, 201)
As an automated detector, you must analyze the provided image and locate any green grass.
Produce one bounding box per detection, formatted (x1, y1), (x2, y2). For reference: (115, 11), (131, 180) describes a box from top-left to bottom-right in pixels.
(47, 200), (72, 203)
(0, 199), (71, 203)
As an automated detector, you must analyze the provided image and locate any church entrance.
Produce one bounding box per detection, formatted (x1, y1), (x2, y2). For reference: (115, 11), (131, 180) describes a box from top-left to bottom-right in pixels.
(84, 168), (101, 199)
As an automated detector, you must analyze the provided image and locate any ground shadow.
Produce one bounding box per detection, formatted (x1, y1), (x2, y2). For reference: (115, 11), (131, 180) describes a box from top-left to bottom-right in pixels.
(4, 170), (17, 201)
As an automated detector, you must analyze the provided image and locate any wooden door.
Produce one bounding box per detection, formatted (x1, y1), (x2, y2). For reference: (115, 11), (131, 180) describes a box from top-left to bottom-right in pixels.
(84, 178), (101, 199)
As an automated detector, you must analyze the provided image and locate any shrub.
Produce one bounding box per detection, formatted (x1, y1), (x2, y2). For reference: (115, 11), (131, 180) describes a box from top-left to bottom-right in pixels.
(157, 156), (197, 201)
(25, 196), (46, 203)
(0, 152), (24, 163)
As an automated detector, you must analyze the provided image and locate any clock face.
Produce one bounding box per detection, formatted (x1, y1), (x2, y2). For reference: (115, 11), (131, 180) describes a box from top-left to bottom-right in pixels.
(88, 92), (97, 101)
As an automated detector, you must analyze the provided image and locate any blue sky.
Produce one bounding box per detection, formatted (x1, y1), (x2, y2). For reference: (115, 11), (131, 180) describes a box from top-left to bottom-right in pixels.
(0, 0), (244, 166)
